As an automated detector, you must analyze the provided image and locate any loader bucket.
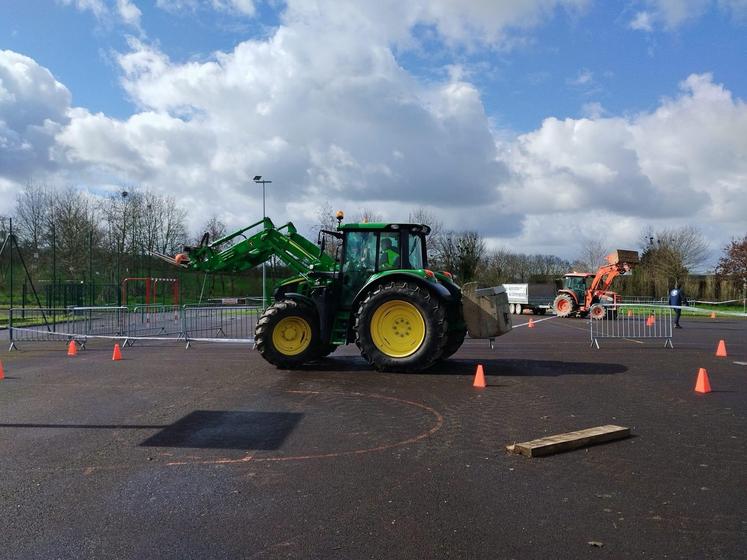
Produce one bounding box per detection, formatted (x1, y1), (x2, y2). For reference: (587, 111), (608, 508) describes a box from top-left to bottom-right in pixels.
(461, 282), (512, 339)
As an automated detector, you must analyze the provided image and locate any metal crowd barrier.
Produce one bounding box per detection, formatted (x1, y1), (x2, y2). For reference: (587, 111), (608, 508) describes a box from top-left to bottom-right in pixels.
(182, 305), (260, 346)
(590, 304), (674, 349)
(8, 307), (127, 349)
(128, 305), (183, 339)
(8, 305), (261, 350)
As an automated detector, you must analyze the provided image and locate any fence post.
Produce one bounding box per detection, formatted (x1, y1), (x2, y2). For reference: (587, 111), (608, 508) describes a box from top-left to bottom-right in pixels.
(182, 305), (190, 349)
(8, 308), (17, 351)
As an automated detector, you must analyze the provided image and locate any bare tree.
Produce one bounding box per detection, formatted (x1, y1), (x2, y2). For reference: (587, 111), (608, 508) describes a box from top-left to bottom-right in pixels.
(576, 238), (608, 272)
(157, 195), (187, 253)
(354, 208), (383, 223)
(312, 201), (343, 258)
(436, 231), (485, 282)
(409, 207), (443, 263)
(15, 182), (51, 251)
(49, 186), (98, 279)
(195, 215), (227, 245)
(483, 249), (570, 283)
(642, 226), (710, 287)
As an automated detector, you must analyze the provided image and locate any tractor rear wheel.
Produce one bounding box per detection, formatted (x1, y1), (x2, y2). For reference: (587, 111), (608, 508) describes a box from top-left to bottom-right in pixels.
(255, 300), (321, 368)
(553, 294), (575, 317)
(440, 302), (467, 361)
(441, 327), (467, 360)
(355, 281), (447, 372)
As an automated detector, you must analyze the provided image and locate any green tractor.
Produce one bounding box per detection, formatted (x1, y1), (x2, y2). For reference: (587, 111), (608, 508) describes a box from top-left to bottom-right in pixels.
(158, 212), (511, 372)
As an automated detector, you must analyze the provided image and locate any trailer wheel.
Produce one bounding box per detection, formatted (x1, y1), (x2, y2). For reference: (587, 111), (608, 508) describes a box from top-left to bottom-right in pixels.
(552, 294), (575, 317)
(515, 304), (523, 315)
(509, 303), (515, 314)
(355, 281), (447, 372)
(255, 300), (321, 368)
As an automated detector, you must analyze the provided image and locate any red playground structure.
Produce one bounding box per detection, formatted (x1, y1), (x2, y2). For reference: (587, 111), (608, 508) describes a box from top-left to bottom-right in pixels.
(121, 277), (180, 306)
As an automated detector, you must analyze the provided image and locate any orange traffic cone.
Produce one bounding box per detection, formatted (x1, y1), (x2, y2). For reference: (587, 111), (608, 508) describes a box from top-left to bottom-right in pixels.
(0, 360), (4, 380)
(527, 318), (535, 328)
(627, 309), (633, 318)
(710, 312), (716, 319)
(112, 343), (122, 361)
(694, 368), (712, 394)
(67, 340), (77, 356)
(473, 364), (486, 388)
(646, 315), (654, 327)
(715, 340), (727, 357)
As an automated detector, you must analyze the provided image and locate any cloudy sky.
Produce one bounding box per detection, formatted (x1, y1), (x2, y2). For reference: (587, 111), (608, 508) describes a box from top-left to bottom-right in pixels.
(1, 0), (746, 267)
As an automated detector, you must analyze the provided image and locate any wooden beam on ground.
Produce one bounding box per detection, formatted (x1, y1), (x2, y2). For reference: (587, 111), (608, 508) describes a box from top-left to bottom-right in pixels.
(506, 425), (630, 458)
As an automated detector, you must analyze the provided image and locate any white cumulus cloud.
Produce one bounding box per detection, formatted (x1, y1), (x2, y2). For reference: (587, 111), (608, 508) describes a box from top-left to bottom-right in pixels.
(1, 1), (746, 260)
(630, 0), (747, 30)
(0, 50), (71, 181)
(495, 72), (747, 256)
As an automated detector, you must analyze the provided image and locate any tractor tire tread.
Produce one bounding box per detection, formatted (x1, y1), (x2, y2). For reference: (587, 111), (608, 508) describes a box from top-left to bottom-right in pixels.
(255, 299), (321, 369)
(354, 281), (448, 372)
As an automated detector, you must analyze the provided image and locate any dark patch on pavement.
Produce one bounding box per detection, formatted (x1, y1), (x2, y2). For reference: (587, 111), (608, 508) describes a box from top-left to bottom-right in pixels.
(140, 410), (302, 450)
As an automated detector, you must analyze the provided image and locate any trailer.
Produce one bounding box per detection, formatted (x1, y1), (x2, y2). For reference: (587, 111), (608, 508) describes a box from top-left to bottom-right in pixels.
(502, 283), (556, 315)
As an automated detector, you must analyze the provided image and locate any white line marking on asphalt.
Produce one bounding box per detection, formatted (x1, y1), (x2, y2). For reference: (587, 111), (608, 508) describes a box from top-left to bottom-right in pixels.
(546, 319), (589, 333)
(734, 361), (747, 366)
(511, 316), (559, 329)
(623, 338), (644, 344)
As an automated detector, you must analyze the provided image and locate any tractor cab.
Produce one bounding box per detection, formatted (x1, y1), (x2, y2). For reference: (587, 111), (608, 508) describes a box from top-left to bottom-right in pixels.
(562, 273), (593, 305)
(337, 222), (430, 307)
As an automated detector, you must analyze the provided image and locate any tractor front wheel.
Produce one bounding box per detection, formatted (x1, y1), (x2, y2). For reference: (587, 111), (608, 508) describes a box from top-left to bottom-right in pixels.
(355, 281), (447, 372)
(589, 303), (606, 320)
(553, 294), (575, 317)
(255, 300), (321, 368)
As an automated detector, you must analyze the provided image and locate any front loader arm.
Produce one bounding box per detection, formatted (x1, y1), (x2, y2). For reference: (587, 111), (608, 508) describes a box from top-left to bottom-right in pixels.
(589, 250), (640, 294)
(172, 218), (337, 280)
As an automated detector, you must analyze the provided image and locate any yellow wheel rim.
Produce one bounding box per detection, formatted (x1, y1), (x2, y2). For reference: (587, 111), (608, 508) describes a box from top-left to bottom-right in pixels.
(370, 300), (426, 358)
(272, 316), (312, 356)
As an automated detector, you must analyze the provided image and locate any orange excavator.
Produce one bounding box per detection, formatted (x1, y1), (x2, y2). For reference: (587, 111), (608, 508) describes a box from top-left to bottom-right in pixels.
(552, 250), (639, 320)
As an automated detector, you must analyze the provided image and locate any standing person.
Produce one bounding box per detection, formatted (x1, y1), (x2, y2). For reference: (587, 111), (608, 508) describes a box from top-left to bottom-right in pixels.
(669, 285), (688, 329)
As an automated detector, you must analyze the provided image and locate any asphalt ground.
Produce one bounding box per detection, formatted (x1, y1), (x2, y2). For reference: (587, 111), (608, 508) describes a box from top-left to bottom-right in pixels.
(0, 315), (745, 559)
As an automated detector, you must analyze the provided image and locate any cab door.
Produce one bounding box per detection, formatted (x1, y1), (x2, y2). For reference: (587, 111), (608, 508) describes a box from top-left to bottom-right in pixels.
(340, 231), (378, 307)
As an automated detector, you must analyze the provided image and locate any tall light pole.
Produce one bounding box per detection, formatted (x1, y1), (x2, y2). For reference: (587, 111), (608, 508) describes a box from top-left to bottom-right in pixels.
(253, 176), (272, 308)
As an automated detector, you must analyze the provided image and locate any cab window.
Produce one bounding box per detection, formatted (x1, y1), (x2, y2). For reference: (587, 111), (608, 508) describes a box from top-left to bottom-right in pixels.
(344, 231), (377, 272)
(378, 233), (400, 270)
(408, 234), (424, 269)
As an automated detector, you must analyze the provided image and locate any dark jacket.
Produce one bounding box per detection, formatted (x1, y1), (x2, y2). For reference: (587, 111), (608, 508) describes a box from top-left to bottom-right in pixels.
(668, 288), (687, 307)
